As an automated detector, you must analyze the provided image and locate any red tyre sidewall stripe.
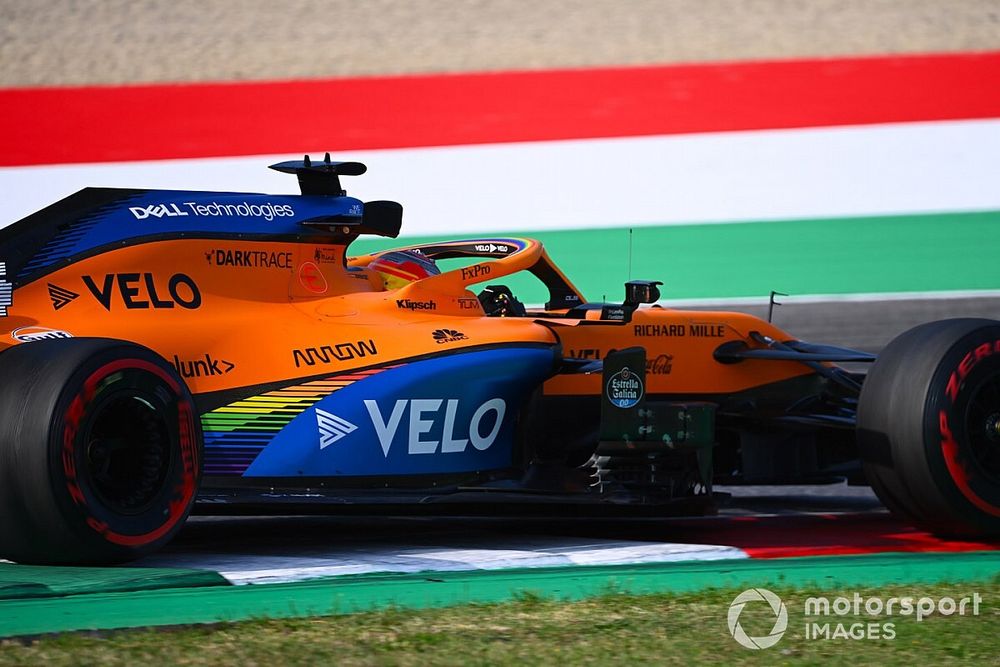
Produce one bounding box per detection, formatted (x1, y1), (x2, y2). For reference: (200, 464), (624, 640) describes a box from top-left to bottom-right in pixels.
(61, 358), (200, 547)
(937, 338), (1000, 518)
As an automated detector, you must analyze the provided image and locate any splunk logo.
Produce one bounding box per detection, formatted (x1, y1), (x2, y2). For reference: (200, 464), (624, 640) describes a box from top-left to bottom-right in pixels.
(362, 398), (506, 457)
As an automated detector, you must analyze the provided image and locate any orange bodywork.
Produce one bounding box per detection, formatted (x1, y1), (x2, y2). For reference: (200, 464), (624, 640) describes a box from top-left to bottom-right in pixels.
(2, 233), (814, 400)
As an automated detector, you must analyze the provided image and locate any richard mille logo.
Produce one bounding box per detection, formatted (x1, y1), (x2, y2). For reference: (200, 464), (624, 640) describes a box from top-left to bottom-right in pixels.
(316, 409), (357, 449)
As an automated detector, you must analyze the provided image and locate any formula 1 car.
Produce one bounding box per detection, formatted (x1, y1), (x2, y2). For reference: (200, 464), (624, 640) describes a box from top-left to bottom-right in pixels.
(1, 157), (999, 564)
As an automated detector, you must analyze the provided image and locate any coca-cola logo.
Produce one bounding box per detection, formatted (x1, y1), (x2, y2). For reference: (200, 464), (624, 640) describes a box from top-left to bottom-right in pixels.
(647, 354), (673, 375)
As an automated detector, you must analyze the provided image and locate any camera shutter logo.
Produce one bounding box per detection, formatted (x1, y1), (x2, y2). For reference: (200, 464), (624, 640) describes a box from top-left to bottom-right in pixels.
(727, 588), (788, 649)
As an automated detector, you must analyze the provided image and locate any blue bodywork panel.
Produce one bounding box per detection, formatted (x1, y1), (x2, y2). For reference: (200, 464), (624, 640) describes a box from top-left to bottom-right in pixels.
(20, 190), (363, 278)
(204, 347), (555, 478)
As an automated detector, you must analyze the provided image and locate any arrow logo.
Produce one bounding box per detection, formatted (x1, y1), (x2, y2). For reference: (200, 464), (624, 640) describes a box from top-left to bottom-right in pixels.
(47, 283), (80, 310)
(316, 408), (357, 449)
(0, 262), (11, 317)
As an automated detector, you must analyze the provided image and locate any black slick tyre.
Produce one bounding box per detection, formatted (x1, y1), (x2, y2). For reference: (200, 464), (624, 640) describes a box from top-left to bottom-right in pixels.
(0, 338), (201, 564)
(858, 318), (1000, 536)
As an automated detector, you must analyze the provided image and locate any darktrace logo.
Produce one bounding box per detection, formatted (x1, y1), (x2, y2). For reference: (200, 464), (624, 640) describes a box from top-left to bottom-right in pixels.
(432, 329), (468, 344)
(606, 366), (643, 408)
(396, 299), (436, 311)
(0, 262), (11, 317)
(172, 354), (235, 378)
(47, 283), (80, 310)
(206, 249), (293, 269)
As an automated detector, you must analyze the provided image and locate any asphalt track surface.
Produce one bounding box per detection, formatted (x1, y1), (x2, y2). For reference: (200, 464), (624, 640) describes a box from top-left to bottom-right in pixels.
(3, 0), (1000, 86)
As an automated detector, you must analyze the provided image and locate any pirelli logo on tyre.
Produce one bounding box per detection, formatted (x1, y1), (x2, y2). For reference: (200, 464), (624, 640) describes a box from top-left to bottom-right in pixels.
(0, 262), (12, 317)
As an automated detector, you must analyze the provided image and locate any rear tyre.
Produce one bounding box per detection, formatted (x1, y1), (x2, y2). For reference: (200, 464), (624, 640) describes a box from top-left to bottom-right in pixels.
(0, 338), (201, 564)
(858, 319), (1000, 536)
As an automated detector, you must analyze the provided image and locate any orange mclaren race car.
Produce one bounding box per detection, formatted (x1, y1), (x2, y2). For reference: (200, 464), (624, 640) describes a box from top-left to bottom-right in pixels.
(1, 157), (998, 564)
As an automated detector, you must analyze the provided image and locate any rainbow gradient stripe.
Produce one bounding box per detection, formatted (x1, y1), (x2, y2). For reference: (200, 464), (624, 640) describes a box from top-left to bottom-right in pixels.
(201, 367), (390, 475)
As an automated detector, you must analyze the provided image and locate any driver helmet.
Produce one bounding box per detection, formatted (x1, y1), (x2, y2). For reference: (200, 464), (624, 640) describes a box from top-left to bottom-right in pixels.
(368, 249), (440, 290)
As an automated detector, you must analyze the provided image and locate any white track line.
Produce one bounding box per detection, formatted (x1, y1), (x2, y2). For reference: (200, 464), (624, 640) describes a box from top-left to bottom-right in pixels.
(3, 119), (999, 234)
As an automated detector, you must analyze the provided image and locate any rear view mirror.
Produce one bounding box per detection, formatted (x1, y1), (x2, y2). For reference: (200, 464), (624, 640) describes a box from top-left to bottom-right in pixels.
(624, 280), (662, 307)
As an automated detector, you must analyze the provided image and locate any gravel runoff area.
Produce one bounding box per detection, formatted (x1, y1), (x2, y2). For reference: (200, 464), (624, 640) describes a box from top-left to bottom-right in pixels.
(3, 0), (1000, 86)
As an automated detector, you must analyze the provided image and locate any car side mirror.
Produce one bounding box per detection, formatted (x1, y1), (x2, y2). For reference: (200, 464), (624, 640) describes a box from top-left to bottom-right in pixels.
(624, 280), (662, 307)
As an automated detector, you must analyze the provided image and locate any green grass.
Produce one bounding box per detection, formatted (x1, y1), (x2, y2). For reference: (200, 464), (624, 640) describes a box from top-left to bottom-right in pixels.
(3, 581), (997, 666)
(353, 210), (1000, 303)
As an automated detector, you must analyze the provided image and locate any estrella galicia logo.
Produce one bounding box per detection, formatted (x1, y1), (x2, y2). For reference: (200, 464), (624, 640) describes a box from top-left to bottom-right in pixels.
(606, 366), (643, 409)
(432, 329), (468, 344)
(316, 409), (357, 449)
(0, 262), (11, 317)
(47, 283), (80, 310)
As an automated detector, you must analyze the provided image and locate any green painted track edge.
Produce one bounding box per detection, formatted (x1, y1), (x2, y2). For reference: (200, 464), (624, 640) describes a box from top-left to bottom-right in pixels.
(0, 564), (228, 601)
(2, 550), (999, 638)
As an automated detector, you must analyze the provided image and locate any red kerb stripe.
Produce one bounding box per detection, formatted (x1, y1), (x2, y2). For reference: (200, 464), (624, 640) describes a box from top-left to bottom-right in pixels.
(1, 51), (999, 166)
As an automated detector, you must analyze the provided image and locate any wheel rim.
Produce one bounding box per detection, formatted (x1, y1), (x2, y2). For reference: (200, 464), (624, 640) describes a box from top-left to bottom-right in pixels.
(964, 372), (1000, 484)
(84, 392), (173, 515)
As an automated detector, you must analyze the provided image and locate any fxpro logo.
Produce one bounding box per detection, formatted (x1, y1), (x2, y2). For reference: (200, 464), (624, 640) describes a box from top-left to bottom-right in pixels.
(363, 398), (506, 457)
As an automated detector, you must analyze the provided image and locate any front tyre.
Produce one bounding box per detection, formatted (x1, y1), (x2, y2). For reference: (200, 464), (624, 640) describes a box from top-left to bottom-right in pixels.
(858, 319), (1000, 536)
(0, 338), (201, 564)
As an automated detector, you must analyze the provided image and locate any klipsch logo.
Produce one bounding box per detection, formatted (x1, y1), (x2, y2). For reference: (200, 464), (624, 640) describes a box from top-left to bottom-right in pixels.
(0, 262), (11, 317)
(432, 329), (468, 344)
(397, 299), (436, 311)
(316, 409), (358, 449)
(606, 366), (643, 409)
(47, 283), (80, 310)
